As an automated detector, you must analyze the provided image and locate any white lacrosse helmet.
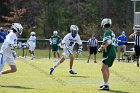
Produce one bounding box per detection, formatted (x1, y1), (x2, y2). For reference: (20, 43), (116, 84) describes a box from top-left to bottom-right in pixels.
(133, 25), (140, 31)
(70, 25), (79, 38)
(11, 23), (23, 36)
(101, 18), (112, 28)
(30, 32), (36, 36)
(53, 31), (58, 35)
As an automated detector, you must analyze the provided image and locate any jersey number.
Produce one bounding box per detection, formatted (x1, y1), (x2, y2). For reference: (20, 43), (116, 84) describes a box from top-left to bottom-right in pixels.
(69, 42), (74, 46)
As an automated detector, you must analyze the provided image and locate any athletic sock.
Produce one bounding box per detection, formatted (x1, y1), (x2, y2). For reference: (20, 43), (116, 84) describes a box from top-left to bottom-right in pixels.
(0, 72), (2, 75)
(53, 61), (61, 68)
(104, 82), (108, 86)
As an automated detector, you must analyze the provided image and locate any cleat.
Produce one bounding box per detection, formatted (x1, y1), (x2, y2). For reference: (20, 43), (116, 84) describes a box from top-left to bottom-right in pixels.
(50, 68), (54, 75)
(99, 85), (109, 90)
(69, 70), (77, 75)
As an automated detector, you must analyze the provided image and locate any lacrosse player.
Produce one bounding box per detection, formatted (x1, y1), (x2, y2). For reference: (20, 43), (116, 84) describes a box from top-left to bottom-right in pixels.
(98, 18), (116, 90)
(50, 25), (82, 75)
(0, 23), (23, 75)
(50, 31), (61, 62)
(27, 32), (36, 60)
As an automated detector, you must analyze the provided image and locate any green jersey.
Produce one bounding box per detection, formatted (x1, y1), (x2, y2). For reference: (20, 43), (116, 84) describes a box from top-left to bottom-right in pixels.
(50, 35), (61, 45)
(103, 29), (116, 58)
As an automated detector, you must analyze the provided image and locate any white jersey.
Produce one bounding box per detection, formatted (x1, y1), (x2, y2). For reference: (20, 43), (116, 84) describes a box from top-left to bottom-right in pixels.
(1, 31), (17, 54)
(27, 36), (36, 47)
(62, 33), (82, 50)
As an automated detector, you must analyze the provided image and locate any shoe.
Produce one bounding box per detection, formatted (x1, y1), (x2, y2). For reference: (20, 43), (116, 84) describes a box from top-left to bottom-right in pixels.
(50, 68), (54, 75)
(69, 70), (77, 75)
(99, 85), (109, 90)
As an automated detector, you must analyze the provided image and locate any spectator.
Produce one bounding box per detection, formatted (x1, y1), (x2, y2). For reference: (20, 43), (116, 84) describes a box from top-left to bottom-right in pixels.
(129, 25), (140, 67)
(87, 34), (98, 63)
(0, 27), (6, 47)
(117, 31), (127, 62)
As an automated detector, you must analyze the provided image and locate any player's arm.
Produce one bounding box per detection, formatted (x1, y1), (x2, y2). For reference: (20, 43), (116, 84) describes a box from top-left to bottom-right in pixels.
(49, 38), (52, 45)
(1, 37), (16, 53)
(61, 34), (69, 47)
(87, 39), (90, 50)
(129, 32), (136, 38)
(76, 35), (83, 55)
(1, 41), (9, 53)
(98, 39), (111, 52)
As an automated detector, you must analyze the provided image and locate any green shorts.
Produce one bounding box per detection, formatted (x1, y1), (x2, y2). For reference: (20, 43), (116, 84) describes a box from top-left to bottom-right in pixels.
(52, 45), (59, 52)
(102, 56), (115, 67)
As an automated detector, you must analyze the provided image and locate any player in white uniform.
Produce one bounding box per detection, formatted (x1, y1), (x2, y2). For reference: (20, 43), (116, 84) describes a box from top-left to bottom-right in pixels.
(27, 32), (36, 60)
(50, 25), (82, 75)
(0, 23), (23, 75)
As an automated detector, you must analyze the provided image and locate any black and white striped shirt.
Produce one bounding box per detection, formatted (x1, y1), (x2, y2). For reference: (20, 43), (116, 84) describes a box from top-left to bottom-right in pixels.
(135, 35), (140, 46)
(87, 38), (98, 47)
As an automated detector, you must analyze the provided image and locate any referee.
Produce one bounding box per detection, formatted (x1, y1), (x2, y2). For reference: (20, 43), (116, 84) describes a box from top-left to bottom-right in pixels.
(129, 25), (140, 67)
(87, 34), (98, 63)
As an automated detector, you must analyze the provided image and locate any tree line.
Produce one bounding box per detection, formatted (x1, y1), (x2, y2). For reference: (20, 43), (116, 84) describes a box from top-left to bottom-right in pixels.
(0, 0), (140, 41)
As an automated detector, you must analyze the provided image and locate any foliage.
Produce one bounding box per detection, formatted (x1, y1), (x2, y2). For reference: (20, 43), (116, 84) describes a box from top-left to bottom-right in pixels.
(0, 0), (140, 40)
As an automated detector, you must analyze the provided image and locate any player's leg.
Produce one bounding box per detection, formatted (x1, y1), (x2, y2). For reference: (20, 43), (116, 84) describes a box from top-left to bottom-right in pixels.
(31, 51), (35, 60)
(117, 46), (121, 62)
(69, 54), (77, 74)
(137, 55), (139, 67)
(87, 54), (91, 63)
(50, 55), (65, 75)
(52, 45), (57, 62)
(50, 48), (69, 75)
(137, 46), (140, 67)
(69, 54), (74, 69)
(0, 54), (5, 75)
(1, 56), (17, 75)
(53, 51), (57, 62)
(1, 65), (17, 74)
(93, 54), (97, 63)
(30, 47), (35, 60)
(29, 50), (32, 54)
(29, 47), (33, 58)
(93, 47), (97, 63)
(134, 45), (139, 67)
(57, 51), (60, 61)
(100, 57), (115, 90)
(100, 63), (109, 90)
(87, 47), (92, 63)
(101, 63), (109, 84)
(56, 46), (60, 59)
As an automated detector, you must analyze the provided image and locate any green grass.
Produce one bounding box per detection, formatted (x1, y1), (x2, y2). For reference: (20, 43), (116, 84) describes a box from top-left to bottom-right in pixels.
(0, 51), (140, 93)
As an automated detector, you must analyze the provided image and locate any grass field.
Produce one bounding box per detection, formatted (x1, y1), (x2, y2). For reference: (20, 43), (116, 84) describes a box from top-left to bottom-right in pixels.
(0, 50), (140, 93)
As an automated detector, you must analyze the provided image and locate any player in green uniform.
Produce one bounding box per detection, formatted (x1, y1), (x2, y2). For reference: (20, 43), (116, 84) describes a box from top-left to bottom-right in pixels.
(98, 18), (116, 90)
(50, 31), (61, 62)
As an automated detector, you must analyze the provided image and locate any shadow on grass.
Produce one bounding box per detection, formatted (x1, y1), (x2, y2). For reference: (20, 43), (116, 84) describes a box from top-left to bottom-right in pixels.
(0, 85), (35, 90)
(69, 75), (90, 78)
(107, 89), (129, 93)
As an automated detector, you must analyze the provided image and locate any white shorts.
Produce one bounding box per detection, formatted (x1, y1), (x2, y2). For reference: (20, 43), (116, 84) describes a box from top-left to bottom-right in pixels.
(0, 53), (15, 71)
(63, 48), (73, 58)
(29, 47), (35, 51)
